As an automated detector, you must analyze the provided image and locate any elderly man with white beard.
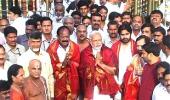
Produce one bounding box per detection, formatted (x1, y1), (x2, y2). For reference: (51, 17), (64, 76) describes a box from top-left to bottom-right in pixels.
(79, 31), (119, 100)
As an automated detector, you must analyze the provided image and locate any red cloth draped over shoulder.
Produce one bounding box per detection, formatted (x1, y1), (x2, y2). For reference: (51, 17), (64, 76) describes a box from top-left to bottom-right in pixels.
(121, 64), (140, 100)
(79, 45), (119, 99)
(10, 88), (25, 100)
(111, 40), (137, 74)
(47, 40), (80, 100)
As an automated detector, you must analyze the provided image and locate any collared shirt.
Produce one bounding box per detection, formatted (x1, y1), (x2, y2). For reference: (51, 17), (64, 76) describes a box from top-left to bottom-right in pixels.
(152, 83), (170, 100)
(17, 49), (54, 98)
(131, 31), (142, 41)
(104, 35), (118, 48)
(41, 34), (56, 51)
(57, 43), (70, 63)
(3, 43), (25, 64)
(0, 61), (12, 80)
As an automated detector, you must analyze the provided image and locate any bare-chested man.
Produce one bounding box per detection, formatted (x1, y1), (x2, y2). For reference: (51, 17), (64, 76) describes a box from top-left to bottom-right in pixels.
(23, 59), (48, 100)
(76, 24), (89, 52)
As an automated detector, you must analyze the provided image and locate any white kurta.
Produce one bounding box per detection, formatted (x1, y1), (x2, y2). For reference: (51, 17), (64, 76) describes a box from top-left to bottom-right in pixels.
(0, 61), (12, 80)
(93, 86), (112, 100)
(118, 43), (132, 84)
(152, 83), (170, 100)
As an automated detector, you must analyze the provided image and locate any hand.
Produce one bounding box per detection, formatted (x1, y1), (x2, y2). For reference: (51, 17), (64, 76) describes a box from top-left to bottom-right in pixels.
(95, 52), (102, 66)
(135, 67), (143, 76)
(71, 94), (77, 100)
(62, 53), (70, 67)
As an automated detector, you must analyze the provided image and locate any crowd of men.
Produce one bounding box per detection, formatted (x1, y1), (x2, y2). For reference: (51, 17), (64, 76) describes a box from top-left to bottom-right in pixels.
(0, 0), (170, 100)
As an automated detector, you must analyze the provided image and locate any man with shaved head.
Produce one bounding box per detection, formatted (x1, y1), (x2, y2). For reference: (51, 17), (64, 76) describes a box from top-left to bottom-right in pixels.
(76, 24), (89, 52)
(23, 59), (48, 100)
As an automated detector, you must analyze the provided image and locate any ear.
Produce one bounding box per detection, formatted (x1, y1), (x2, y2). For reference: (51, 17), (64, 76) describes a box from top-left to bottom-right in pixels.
(28, 40), (30, 47)
(12, 75), (16, 82)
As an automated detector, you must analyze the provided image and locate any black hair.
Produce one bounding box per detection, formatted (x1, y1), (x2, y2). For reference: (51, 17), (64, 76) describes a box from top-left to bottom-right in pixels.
(9, 6), (22, 16)
(77, 0), (89, 10)
(107, 20), (118, 29)
(3, 26), (17, 37)
(108, 12), (121, 21)
(156, 61), (170, 72)
(57, 26), (71, 36)
(71, 11), (81, 17)
(29, 32), (42, 40)
(90, 4), (99, 12)
(136, 35), (151, 44)
(30, 13), (42, 22)
(26, 19), (37, 29)
(163, 35), (170, 49)
(141, 23), (154, 33)
(7, 64), (23, 86)
(91, 13), (102, 20)
(153, 26), (166, 36)
(118, 23), (132, 34)
(97, 5), (108, 13)
(150, 10), (163, 19)
(0, 80), (10, 91)
(122, 11), (132, 19)
(82, 16), (91, 22)
(142, 42), (160, 56)
(163, 68), (170, 79)
(40, 17), (52, 25)
(0, 44), (5, 51)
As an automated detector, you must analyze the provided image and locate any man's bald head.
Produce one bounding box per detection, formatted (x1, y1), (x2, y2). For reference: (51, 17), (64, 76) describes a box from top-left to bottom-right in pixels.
(28, 59), (42, 78)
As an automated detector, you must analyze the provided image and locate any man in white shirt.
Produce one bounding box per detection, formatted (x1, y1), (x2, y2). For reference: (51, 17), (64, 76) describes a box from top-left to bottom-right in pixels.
(52, 4), (65, 37)
(104, 21), (119, 48)
(152, 62), (170, 100)
(153, 26), (166, 61)
(63, 16), (77, 43)
(17, 32), (54, 100)
(8, 6), (26, 36)
(47, 26), (80, 99)
(40, 17), (56, 51)
(162, 35), (170, 63)
(87, 13), (106, 42)
(131, 15), (143, 41)
(0, 45), (12, 81)
(3, 26), (25, 64)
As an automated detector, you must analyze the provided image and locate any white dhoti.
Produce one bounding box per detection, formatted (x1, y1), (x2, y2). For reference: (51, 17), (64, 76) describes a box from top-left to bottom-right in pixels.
(93, 86), (112, 100)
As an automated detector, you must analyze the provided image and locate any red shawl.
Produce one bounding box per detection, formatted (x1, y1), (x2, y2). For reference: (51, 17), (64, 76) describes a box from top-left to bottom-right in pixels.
(47, 40), (80, 100)
(79, 45), (119, 99)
